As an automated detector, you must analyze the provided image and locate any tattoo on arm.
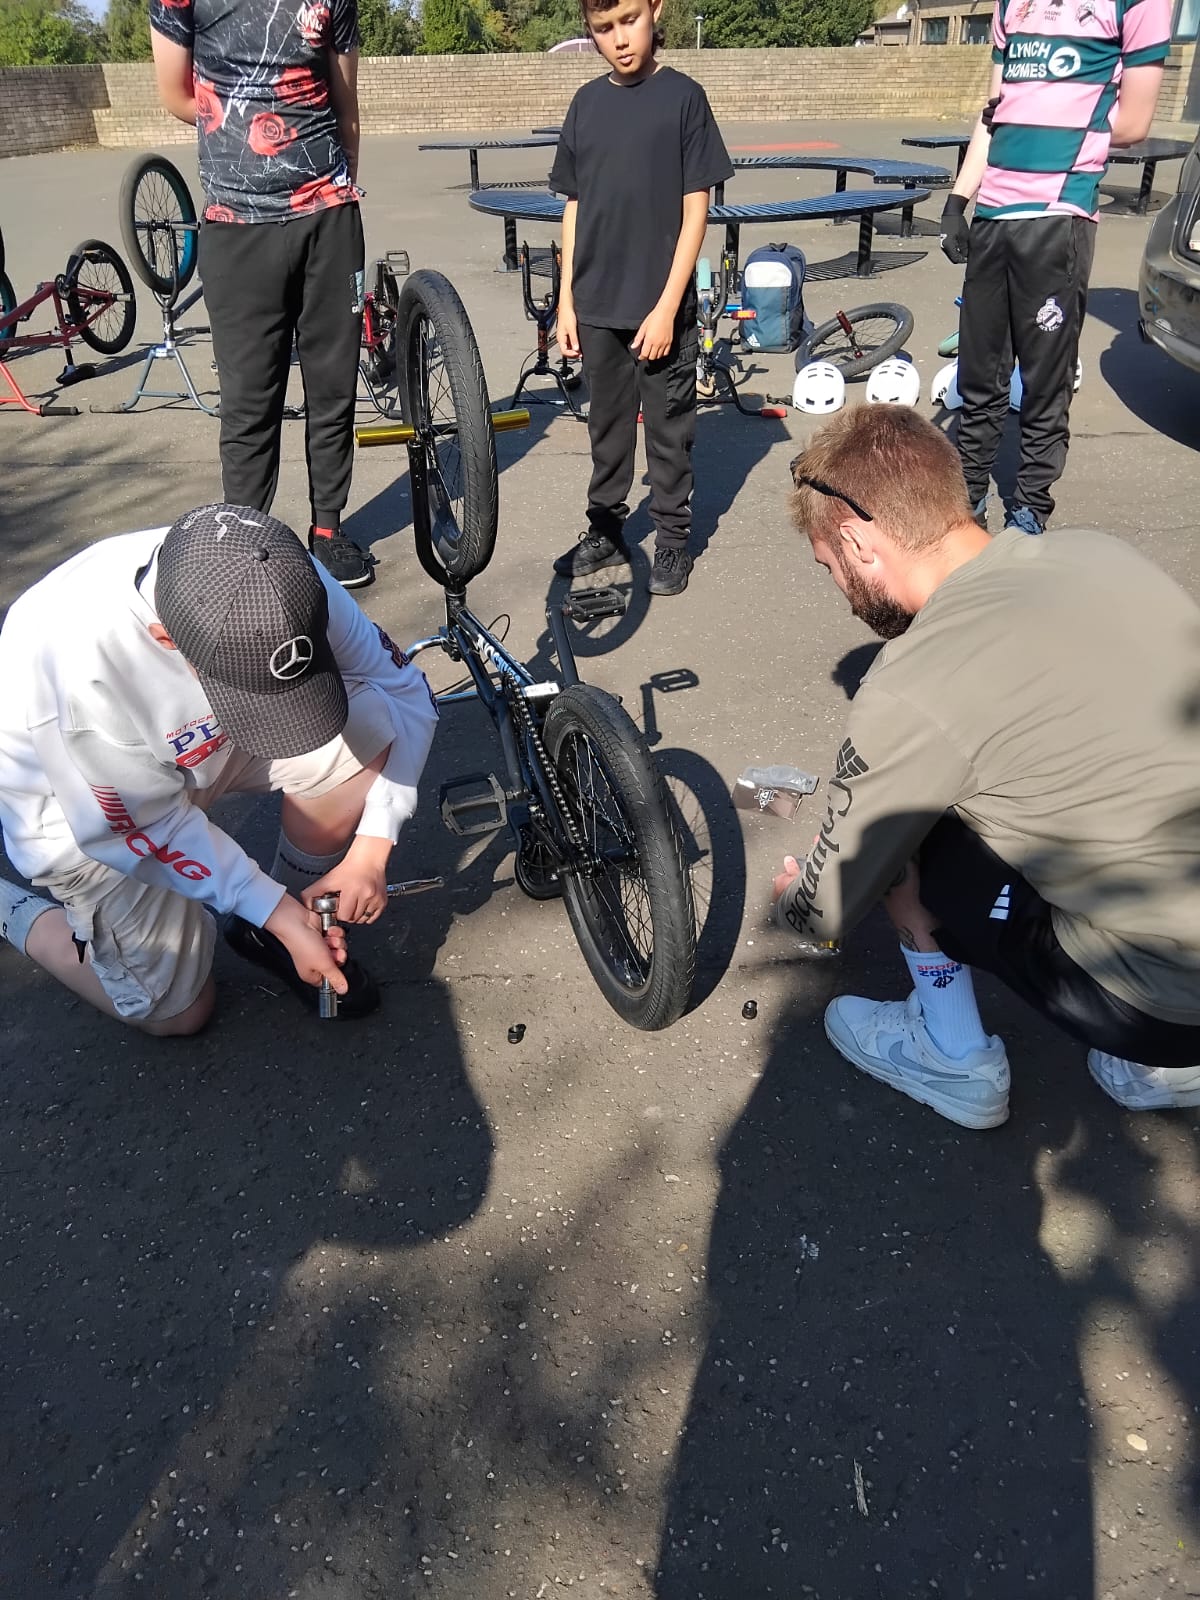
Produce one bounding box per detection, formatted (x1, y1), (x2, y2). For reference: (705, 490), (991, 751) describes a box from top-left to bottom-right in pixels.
(896, 925), (920, 952)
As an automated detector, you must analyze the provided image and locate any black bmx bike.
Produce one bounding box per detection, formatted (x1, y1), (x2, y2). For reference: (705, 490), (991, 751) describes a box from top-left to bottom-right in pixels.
(358, 273), (696, 1031)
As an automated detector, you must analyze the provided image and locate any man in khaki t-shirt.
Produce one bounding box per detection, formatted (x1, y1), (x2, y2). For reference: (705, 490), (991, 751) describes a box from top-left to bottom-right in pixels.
(775, 406), (1199, 1130)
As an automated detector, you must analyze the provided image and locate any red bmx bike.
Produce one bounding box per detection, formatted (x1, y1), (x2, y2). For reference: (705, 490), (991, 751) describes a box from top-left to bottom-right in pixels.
(0, 228), (136, 416)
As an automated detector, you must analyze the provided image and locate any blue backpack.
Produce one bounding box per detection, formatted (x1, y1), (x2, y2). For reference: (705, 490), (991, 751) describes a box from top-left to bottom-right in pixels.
(740, 243), (809, 354)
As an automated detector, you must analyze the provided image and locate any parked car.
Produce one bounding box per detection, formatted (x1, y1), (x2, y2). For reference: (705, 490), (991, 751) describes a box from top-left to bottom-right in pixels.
(1138, 131), (1200, 375)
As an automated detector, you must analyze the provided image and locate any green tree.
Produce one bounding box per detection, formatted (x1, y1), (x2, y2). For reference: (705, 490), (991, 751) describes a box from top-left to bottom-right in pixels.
(510, 0), (580, 50)
(420, 0), (507, 50)
(659, 0), (695, 47)
(698, 0), (870, 46)
(0, 0), (100, 64)
(358, 0), (419, 53)
(102, 0), (150, 60)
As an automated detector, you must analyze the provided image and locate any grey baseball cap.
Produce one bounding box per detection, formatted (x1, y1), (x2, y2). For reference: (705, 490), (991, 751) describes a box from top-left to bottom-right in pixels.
(156, 504), (349, 760)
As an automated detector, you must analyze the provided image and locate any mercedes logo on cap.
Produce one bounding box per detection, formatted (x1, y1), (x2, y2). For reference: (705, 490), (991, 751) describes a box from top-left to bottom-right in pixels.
(269, 635), (315, 681)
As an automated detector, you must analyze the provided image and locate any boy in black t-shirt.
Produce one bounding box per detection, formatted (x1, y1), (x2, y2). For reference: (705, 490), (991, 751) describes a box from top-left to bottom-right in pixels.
(549, 0), (732, 597)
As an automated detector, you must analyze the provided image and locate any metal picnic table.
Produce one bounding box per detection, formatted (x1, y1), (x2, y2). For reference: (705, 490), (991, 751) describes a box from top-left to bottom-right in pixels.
(727, 154), (951, 236)
(417, 135), (560, 191)
(467, 186), (932, 277)
(1105, 137), (1193, 214)
(901, 132), (973, 174)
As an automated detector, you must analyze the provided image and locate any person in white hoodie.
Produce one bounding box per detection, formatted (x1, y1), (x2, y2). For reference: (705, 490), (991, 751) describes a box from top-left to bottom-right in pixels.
(0, 503), (438, 1033)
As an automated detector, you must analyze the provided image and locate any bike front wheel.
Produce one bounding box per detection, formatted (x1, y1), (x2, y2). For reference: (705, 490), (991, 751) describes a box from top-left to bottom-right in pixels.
(542, 684), (696, 1032)
(396, 269), (498, 583)
(797, 302), (914, 381)
(119, 153), (198, 297)
(67, 240), (136, 355)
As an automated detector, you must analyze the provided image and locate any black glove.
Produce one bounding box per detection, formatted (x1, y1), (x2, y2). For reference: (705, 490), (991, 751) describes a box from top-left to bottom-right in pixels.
(940, 193), (970, 266)
(981, 95), (1001, 131)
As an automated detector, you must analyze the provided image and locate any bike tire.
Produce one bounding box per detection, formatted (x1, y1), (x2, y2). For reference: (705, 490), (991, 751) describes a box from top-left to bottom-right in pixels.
(67, 240), (136, 355)
(542, 684), (696, 1032)
(396, 269), (498, 583)
(797, 302), (914, 381)
(0, 268), (15, 345)
(119, 153), (198, 297)
(0, 225), (6, 280)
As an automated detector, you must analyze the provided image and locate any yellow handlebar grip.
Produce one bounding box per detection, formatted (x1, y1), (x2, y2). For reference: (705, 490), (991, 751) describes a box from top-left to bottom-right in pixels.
(355, 423), (416, 447)
(491, 408), (531, 434)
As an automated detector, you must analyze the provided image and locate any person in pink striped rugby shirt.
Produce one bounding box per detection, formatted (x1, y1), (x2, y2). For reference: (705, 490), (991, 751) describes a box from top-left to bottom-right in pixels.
(940, 0), (1171, 536)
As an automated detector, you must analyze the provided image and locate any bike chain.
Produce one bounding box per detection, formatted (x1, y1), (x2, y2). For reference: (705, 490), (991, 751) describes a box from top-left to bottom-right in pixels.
(509, 686), (586, 855)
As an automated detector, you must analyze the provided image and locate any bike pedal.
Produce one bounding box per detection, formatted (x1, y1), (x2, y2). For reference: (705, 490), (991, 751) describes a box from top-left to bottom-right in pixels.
(386, 250), (411, 276)
(439, 772), (508, 837)
(563, 586), (627, 622)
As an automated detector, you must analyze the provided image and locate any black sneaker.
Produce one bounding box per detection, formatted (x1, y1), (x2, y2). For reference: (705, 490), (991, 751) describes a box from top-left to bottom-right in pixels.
(308, 531), (374, 589)
(224, 914), (380, 1019)
(648, 547), (693, 597)
(552, 529), (631, 578)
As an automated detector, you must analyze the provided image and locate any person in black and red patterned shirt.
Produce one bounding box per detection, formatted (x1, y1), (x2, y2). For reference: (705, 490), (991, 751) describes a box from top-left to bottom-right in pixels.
(151, 0), (374, 588)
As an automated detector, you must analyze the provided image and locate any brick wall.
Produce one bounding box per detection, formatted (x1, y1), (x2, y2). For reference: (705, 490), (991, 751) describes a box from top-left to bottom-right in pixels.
(1, 48), (996, 156)
(11, 45), (1198, 157)
(0, 65), (108, 161)
(1161, 42), (1199, 123)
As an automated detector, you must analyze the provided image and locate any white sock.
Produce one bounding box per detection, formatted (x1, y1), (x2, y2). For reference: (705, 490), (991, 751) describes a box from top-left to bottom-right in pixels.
(902, 945), (990, 1059)
(0, 879), (56, 956)
(270, 832), (346, 897)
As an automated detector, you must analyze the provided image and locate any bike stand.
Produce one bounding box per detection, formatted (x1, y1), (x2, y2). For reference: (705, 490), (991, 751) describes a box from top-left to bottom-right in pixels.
(0, 349), (93, 416)
(510, 240), (586, 422)
(93, 283), (217, 416)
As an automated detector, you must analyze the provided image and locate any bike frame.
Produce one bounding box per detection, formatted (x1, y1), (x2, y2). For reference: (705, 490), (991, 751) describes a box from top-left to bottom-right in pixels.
(0, 250), (122, 415)
(400, 440), (596, 870)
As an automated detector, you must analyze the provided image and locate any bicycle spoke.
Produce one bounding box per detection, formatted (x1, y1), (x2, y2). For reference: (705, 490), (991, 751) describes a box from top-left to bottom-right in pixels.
(416, 316), (464, 544)
(563, 732), (653, 986)
(74, 260), (126, 344)
(814, 315), (901, 370)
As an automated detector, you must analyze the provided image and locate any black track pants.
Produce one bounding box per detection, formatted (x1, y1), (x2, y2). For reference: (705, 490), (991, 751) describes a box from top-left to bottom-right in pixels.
(955, 214), (1095, 523)
(199, 202), (365, 528)
(578, 319), (698, 551)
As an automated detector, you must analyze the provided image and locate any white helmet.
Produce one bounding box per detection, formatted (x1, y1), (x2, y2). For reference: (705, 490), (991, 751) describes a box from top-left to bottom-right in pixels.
(792, 361), (846, 415)
(865, 356), (921, 407)
(1073, 357), (1083, 392)
(930, 360), (962, 410)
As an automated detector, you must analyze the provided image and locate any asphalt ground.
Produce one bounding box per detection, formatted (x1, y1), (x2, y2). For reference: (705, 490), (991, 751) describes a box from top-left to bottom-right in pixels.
(2, 117), (1199, 1600)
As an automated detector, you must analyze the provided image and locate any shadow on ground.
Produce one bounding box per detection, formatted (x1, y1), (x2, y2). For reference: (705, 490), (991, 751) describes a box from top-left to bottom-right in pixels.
(655, 905), (1200, 1599)
(1089, 285), (1200, 452)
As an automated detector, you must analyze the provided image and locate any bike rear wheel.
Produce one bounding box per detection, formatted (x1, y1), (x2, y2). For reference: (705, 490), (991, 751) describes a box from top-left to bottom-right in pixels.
(542, 684), (696, 1032)
(797, 302), (913, 381)
(397, 269), (498, 583)
(67, 240), (136, 355)
(120, 153), (198, 297)
(0, 268), (15, 344)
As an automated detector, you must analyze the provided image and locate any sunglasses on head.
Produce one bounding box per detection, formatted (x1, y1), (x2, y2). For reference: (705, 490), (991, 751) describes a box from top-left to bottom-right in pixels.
(789, 458), (874, 524)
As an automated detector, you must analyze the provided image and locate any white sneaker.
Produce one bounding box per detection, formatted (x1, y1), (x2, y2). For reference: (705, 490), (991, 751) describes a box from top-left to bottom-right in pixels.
(1087, 1051), (1200, 1110)
(824, 991), (1010, 1129)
